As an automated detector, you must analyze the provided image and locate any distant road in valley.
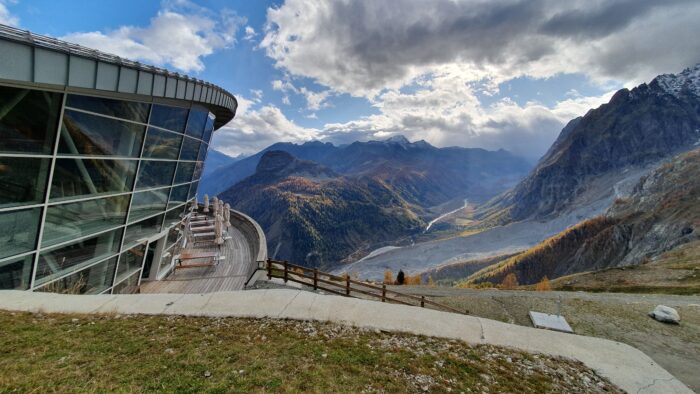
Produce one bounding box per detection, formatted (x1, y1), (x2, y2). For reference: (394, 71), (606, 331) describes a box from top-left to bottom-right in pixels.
(424, 199), (468, 232)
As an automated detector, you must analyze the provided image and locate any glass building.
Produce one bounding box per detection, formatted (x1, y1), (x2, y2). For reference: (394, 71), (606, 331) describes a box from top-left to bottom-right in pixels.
(0, 25), (237, 294)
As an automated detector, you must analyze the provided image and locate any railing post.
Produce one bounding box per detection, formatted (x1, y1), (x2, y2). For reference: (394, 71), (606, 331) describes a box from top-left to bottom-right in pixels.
(283, 261), (288, 283)
(421, 296), (425, 308)
(382, 285), (386, 302)
(267, 259), (271, 280)
(313, 269), (318, 290)
(346, 275), (350, 296)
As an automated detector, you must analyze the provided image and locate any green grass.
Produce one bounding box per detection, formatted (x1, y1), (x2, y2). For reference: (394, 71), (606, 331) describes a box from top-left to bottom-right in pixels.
(0, 311), (617, 393)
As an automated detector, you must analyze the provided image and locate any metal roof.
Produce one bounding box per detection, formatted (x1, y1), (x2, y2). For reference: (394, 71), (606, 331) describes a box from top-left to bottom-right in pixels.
(0, 24), (237, 130)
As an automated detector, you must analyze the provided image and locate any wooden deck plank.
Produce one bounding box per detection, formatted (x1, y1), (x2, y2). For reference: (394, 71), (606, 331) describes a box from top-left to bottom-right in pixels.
(140, 221), (255, 294)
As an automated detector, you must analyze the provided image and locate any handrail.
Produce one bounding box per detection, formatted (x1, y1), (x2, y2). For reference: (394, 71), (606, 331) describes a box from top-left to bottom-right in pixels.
(265, 259), (466, 315)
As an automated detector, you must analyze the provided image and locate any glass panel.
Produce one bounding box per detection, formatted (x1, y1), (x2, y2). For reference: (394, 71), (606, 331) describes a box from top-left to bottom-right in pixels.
(129, 188), (169, 223)
(202, 113), (215, 144)
(35, 228), (122, 286)
(123, 214), (164, 248)
(0, 156), (50, 209)
(197, 142), (208, 162)
(192, 161), (204, 181)
(164, 205), (186, 230)
(0, 208), (41, 260)
(58, 110), (145, 157)
(179, 137), (200, 161)
(174, 162), (195, 184)
(116, 244), (145, 283)
(168, 184), (189, 209)
(185, 108), (207, 139)
(149, 104), (188, 133)
(50, 158), (137, 201)
(42, 195), (130, 248)
(66, 94), (150, 123)
(0, 253), (34, 290)
(0, 86), (62, 154)
(142, 127), (183, 159)
(36, 256), (117, 294)
(141, 242), (157, 279)
(136, 160), (176, 189)
(188, 181), (199, 200)
(114, 271), (140, 294)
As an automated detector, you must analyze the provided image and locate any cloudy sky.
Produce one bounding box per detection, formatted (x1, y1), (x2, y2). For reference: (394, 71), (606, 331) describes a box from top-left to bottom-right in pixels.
(4, 0), (700, 159)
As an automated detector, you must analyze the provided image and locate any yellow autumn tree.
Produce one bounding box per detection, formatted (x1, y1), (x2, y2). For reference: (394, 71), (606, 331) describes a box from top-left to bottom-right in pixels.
(383, 270), (393, 285)
(500, 273), (518, 289)
(535, 276), (551, 291)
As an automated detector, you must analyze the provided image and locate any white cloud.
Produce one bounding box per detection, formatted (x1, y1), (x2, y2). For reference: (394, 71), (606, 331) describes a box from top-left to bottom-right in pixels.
(61, 2), (245, 73)
(282, 95), (291, 105)
(0, 0), (18, 26)
(243, 25), (257, 41)
(252, 0), (700, 158)
(250, 89), (263, 102)
(211, 95), (319, 156)
(271, 78), (330, 111)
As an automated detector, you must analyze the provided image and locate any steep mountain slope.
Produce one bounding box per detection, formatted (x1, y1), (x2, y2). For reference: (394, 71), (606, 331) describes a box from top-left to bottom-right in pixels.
(202, 137), (531, 207)
(467, 148), (700, 286)
(202, 149), (241, 178)
(482, 64), (700, 222)
(219, 151), (423, 269)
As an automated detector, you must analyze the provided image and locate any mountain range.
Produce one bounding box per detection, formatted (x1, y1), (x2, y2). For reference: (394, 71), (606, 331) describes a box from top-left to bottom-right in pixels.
(208, 137), (532, 268)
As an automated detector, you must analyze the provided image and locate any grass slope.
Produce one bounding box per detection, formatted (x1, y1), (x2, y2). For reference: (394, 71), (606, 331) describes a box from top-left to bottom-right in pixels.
(0, 311), (619, 393)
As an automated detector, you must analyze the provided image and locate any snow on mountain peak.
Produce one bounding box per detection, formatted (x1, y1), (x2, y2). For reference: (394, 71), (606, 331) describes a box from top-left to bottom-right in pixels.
(653, 63), (700, 97)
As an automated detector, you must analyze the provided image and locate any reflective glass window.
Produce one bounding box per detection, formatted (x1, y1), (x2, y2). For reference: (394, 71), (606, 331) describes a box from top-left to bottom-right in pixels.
(202, 114), (215, 144)
(164, 205), (186, 229)
(149, 104), (188, 133)
(114, 271), (140, 294)
(192, 161), (204, 181)
(42, 195), (130, 248)
(123, 214), (164, 248)
(179, 137), (200, 161)
(58, 110), (145, 157)
(185, 108), (207, 139)
(35, 228), (122, 286)
(174, 162), (195, 184)
(0, 86), (62, 154)
(129, 188), (169, 223)
(197, 142), (208, 162)
(0, 207), (41, 260)
(0, 254), (34, 290)
(50, 158), (136, 201)
(116, 244), (145, 284)
(66, 94), (150, 123)
(36, 256), (117, 295)
(136, 160), (176, 189)
(142, 127), (183, 159)
(188, 181), (199, 200)
(0, 156), (50, 209)
(168, 184), (189, 209)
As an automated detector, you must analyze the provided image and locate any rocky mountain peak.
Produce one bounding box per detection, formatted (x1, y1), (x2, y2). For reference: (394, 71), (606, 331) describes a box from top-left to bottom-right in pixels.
(256, 150), (296, 173)
(652, 63), (700, 98)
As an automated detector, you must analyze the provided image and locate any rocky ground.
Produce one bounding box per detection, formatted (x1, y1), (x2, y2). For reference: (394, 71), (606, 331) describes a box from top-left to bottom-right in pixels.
(390, 287), (700, 392)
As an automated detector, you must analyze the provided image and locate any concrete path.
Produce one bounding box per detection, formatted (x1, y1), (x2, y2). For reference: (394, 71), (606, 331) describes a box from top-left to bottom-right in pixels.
(0, 289), (691, 394)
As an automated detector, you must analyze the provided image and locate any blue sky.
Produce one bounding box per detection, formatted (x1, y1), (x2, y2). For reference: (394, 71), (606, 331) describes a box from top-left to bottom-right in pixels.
(2, 0), (699, 159)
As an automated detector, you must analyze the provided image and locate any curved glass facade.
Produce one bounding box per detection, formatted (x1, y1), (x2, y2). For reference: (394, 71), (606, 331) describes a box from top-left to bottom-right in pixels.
(0, 86), (214, 294)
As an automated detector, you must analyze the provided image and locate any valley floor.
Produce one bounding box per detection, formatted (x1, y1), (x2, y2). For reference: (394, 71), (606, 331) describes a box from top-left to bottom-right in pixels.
(391, 286), (700, 392)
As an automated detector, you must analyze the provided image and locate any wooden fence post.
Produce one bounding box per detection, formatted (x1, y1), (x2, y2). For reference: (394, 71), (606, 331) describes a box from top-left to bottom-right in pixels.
(283, 261), (288, 283)
(346, 275), (350, 296)
(382, 285), (386, 302)
(421, 296), (425, 308)
(313, 269), (318, 290)
(267, 259), (271, 280)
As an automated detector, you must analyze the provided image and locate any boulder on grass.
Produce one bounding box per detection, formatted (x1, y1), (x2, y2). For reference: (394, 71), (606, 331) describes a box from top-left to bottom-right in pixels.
(648, 305), (680, 324)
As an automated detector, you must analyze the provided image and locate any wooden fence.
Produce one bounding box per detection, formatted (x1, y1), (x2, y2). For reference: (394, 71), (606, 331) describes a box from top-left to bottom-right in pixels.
(265, 259), (465, 315)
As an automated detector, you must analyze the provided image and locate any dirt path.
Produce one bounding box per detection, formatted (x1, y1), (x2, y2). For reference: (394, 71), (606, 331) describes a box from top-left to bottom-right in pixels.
(390, 287), (700, 392)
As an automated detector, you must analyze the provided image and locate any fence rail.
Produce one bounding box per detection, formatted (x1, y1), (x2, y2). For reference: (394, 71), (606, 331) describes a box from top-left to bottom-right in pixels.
(265, 259), (465, 315)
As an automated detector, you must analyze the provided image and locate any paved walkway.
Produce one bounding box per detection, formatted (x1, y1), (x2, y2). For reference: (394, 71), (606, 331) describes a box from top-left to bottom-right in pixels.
(0, 289), (691, 394)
